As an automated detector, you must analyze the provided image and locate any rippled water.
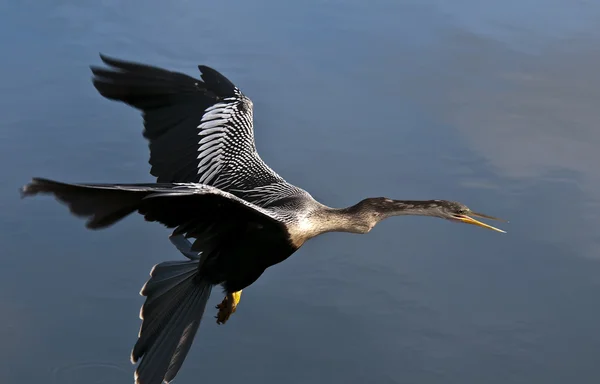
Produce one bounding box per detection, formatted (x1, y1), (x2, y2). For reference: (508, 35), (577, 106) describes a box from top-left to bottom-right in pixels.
(2, 1), (600, 383)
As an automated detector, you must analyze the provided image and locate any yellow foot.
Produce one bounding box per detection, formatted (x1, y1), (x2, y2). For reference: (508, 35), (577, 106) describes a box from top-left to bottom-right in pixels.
(215, 290), (242, 325)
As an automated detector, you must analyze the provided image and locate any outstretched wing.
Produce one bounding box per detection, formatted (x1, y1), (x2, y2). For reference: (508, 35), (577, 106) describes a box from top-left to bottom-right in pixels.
(21, 178), (297, 289)
(90, 54), (304, 204)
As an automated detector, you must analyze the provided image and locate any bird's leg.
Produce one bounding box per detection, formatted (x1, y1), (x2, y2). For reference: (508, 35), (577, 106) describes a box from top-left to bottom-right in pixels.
(215, 290), (242, 325)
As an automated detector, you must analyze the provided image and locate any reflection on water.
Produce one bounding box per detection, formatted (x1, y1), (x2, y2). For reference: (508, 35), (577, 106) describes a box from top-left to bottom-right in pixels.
(2, 1), (600, 383)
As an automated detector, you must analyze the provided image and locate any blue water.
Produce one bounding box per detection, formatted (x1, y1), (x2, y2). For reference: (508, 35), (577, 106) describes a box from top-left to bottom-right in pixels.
(2, 1), (600, 383)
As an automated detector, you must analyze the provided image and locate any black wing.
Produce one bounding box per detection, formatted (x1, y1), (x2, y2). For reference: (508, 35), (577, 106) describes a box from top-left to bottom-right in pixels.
(20, 178), (296, 289)
(90, 54), (297, 200)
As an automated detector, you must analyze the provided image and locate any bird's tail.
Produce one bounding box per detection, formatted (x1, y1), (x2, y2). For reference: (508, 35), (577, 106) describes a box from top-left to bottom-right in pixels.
(132, 252), (213, 384)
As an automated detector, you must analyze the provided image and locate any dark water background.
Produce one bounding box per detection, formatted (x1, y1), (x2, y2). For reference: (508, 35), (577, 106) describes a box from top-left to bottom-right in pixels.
(2, 1), (600, 383)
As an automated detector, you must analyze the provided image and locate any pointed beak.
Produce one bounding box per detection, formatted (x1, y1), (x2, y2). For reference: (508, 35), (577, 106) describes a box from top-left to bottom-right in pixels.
(455, 212), (507, 233)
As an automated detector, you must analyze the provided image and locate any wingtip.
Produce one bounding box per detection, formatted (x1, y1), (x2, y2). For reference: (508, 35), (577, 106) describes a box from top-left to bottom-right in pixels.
(98, 52), (113, 65)
(93, 53), (123, 71)
(197, 64), (208, 77)
(19, 178), (42, 198)
(197, 64), (218, 77)
(19, 185), (28, 199)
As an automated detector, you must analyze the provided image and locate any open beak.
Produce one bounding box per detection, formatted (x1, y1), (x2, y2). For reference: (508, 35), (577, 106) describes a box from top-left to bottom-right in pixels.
(455, 212), (507, 233)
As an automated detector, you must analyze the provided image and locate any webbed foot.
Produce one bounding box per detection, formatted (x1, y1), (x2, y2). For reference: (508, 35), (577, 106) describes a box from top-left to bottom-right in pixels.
(215, 290), (242, 325)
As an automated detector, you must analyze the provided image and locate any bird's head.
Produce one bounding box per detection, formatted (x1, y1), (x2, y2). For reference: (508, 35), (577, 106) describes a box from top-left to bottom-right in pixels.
(352, 198), (506, 233)
(430, 200), (506, 233)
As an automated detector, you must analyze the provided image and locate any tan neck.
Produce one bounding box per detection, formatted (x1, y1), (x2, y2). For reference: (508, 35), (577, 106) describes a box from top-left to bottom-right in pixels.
(286, 206), (376, 248)
(313, 207), (376, 234)
(285, 198), (445, 248)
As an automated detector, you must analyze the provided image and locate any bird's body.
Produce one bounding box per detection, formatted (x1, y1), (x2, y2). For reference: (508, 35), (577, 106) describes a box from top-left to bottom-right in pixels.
(20, 55), (505, 384)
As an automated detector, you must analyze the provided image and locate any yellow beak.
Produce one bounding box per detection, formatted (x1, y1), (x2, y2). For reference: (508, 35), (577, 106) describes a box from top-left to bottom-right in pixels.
(456, 212), (507, 233)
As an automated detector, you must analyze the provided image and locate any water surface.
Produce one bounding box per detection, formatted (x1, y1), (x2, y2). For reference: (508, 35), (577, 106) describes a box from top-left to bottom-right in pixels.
(2, 1), (600, 383)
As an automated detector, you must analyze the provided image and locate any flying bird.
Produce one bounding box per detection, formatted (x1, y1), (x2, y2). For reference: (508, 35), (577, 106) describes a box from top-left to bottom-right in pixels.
(20, 54), (506, 384)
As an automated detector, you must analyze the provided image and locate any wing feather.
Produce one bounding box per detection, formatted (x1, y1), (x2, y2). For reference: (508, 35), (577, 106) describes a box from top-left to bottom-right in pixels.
(91, 55), (300, 200)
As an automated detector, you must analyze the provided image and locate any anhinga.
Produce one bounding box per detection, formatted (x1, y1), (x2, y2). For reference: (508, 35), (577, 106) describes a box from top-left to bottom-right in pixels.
(20, 54), (505, 384)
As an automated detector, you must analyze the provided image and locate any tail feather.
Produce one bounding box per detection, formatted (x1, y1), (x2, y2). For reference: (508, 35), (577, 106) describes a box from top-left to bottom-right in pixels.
(164, 291), (206, 382)
(139, 287), (207, 384)
(141, 261), (200, 299)
(139, 262), (200, 320)
(133, 258), (212, 384)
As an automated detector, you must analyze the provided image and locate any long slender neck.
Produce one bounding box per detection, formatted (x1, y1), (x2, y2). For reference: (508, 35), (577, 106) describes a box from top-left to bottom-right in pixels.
(312, 199), (443, 235)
